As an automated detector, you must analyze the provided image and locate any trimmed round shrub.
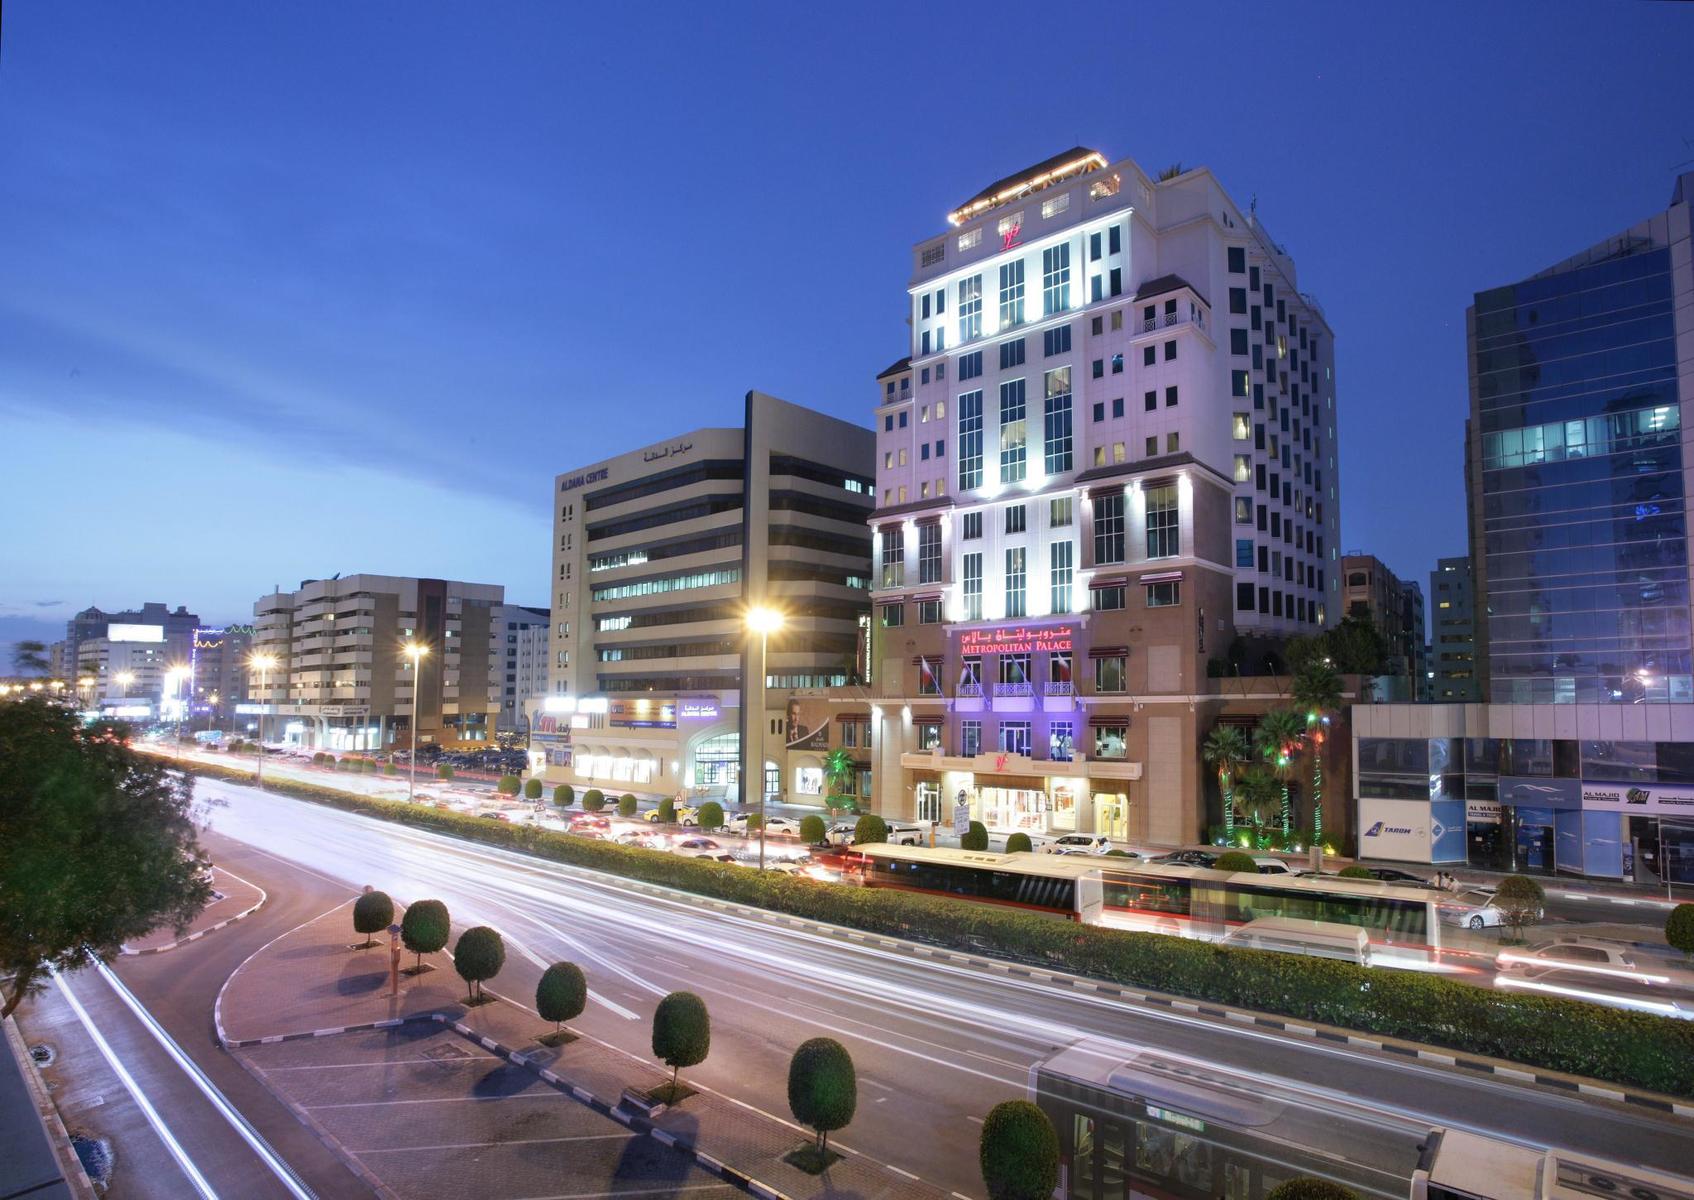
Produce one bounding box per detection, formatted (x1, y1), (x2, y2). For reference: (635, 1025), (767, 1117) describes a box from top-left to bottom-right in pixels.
(352, 889), (394, 948)
(698, 801), (724, 831)
(657, 797), (676, 823)
(497, 774), (521, 795)
(536, 961), (587, 1031)
(652, 990), (710, 1092)
(979, 1100), (1058, 1200)
(1337, 865), (1374, 879)
(853, 814), (888, 845)
(1105, 849), (1134, 857)
(436, 762), (454, 780)
(788, 1036), (856, 1154)
(618, 793), (637, 817)
(384, 762), (398, 776)
(400, 898), (450, 970)
(311, 752), (326, 764)
(554, 784), (574, 808)
(583, 789), (605, 812)
(453, 926), (505, 1001)
(1494, 874), (1546, 935)
(1668, 903), (1694, 959)
(1214, 851), (1259, 873)
(524, 778), (543, 800)
(961, 820), (989, 851)
(1005, 832), (1033, 854)
(800, 814), (827, 845)
(743, 811), (764, 833)
(1267, 1180), (1360, 1200)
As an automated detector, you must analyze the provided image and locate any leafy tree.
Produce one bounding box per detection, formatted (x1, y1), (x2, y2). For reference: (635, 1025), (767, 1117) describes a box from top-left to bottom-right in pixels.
(657, 796), (676, 823)
(1337, 866), (1374, 880)
(1202, 725), (1251, 839)
(743, 810), (764, 832)
(1267, 1180), (1359, 1200)
(853, 813), (888, 844)
(400, 898), (450, 972)
(554, 783), (574, 807)
(11, 640), (50, 676)
(1214, 851), (1258, 873)
(961, 820), (990, 851)
(453, 926), (505, 1002)
(618, 793), (637, 817)
(1254, 708), (1306, 835)
(1327, 614), (1391, 676)
(497, 774), (521, 795)
(523, 778), (542, 800)
(1235, 767), (1283, 835)
(383, 762), (398, 776)
(1291, 663), (1343, 843)
(1666, 904), (1694, 960)
(652, 990), (710, 1097)
(788, 1037), (856, 1156)
(436, 762), (454, 780)
(1282, 633), (1329, 676)
(536, 961), (587, 1034)
(353, 889), (394, 948)
(823, 748), (855, 797)
(0, 699), (213, 1018)
(583, 788), (605, 812)
(800, 814), (827, 844)
(1005, 832), (1032, 853)
(697, 801), (723, 830)
(1494, 875), (1546, 940)
(979, 1100), (1058, 1200)
(1156, 162), (1186, 182)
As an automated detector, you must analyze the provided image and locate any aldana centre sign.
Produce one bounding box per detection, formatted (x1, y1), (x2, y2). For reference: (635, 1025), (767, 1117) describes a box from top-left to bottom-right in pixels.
(957, 625), (1073, 655)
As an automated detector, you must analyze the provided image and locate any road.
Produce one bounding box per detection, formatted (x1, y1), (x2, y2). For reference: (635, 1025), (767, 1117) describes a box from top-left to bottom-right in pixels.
(187, 774), (1694, 1197)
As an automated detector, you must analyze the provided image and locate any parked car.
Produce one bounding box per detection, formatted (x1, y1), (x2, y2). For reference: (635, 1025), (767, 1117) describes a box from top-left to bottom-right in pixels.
(885, 822), (926, 846)
(674, 837), (736, 862)
(724, 813), (803, 837)
(642, 804), (699, 825)
(1358, 866), (1432, 886)
(1251, 855), (1296, 875)
(1440, 888), (1543, 930)
(1038, 834), (1115, 856)
(1153, 849), (1218, 867)
(823, 821), (859, 847)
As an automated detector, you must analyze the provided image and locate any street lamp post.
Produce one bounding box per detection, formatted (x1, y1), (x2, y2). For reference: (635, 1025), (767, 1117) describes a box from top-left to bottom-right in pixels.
(165, 666), (191, 758)
(404, 642), (429, 804)
(248, 653), (278, 789)
(745, 607), (784, 872)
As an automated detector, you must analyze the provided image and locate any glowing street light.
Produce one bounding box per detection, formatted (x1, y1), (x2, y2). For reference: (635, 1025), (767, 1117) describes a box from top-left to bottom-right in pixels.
(248, 652), (279, 789)
(744, 606), (785, 871)
(115, 671), (136, 698)
(403, 642), (430, 804)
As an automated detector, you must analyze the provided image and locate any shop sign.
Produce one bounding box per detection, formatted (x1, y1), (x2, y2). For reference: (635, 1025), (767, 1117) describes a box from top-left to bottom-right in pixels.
(533, 713), (574, 743)
(953, 797), (971, 837)
(610, 698), (676, 729)
(1581, 783), (1694, 816)
(1465, 800), (1502, 825)
(958, 625), (1073, 655)
(1356, 798), (1433, 863)
(677, 698), (719, 720)
(319, 705), (370, 717)
(1497, 777), (1582, 810)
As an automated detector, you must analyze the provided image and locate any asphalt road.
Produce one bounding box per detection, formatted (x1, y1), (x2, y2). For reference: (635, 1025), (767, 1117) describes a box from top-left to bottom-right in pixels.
(183, 774), (1694, 1197)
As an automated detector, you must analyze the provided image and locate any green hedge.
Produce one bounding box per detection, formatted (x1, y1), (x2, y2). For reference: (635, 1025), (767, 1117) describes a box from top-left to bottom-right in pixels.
(176, 758), (1694, 1098)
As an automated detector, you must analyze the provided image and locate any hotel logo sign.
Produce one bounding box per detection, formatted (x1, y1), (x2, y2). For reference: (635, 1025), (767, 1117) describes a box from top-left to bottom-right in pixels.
(957, 625), (1074, 655)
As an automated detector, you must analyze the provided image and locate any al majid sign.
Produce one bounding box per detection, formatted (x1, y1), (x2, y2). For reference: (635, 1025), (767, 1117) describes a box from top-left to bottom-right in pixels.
(957, 625), (1074, 655)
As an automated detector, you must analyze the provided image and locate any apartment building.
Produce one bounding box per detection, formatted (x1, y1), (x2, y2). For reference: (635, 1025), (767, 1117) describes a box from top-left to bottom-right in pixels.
(533, 392), (874, 803)
(1341, 552), (1425, 695)
(251, 574), (503, 751)
(493, 604), (549, 735)
(188, 624), (254, 728)
(867, 148), (1341, 845)
(1429, 557), (1480, 702)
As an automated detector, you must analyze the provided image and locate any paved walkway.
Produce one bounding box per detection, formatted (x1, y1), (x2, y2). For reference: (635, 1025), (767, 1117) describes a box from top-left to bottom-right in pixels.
(124, 866), (266, 954)
(220, 901), (945, 1200)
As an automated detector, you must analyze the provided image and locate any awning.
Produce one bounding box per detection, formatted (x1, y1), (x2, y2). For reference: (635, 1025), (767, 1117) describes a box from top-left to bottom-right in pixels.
(1087, 646), (1128, 658)
(835, 713), (868, 724)
(909, 656), (942, 666)
(1088, 576), (1128, 590)
(908, 592), (944, 602)
(1139, 570), (1184, 583)
(1088, 716), (1131, 727)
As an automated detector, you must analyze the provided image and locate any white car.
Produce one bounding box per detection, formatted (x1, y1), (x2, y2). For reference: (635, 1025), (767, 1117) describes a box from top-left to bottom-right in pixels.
(1038, 834), (1114, 856)
(673, 837), (736, 862)
(1440, 888), (1543, 930)
(823, 821), (859, 847)
(1251, 855), (1296, 875)
(724, 813), (802, 837)
(1495, 937), (1694, 1017)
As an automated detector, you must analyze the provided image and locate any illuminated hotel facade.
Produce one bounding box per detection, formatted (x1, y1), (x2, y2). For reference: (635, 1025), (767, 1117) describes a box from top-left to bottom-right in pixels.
(867, 149), (1341, 843)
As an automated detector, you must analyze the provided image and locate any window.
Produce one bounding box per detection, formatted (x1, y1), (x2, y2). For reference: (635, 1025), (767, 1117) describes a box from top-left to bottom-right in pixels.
(1048, 721), (1074, 762)
(962, 510), (982, 539)
(1233, 412), (1250, 440)
(881, 534), (904, 587)
(899, 412), (908, 427)
(1094, 655), (1126, 693)
(918, 522), (941, 583)
(1093, 491), (1125, 563)
(1231, 328), (1249, 355)
(1236, 582), (1255, 611)
(1043, 367), (1073, 474)
(1234, 455), (1251, 482)
(916, 717), (942, 745)
(959, 390), (983, 489)
(1050, 496), (1072, 527)
(1232, 369), (1250, 397)
(999, 722), (1032, 756)
(1144, 390), (1157, 412)
(1092, 359), (1103, 379)
(959, 276), (983, 342)
(1111, 353), (1123, 374)
(998, 260), (1025, 328)
(956, 228), (981, 252)
(999, 379), (1027, 483)
(1145, 436), (1157, 457)
(1005, 547), (1027, 617)
(1229, 287), (1247, 314)
(962, 553), (983, 620)
(999, 338), (1025, 369)
(1163, 339), (1176, 361)
(1112, 396), (1124, 418)
(935, 439), (945, 457)
(1165, 385), (1178, 407)
(960, 720), (982, 757)
(1092, 401), (1104, 423)
(1235, 538), (1255, 567)
(918, 599), (941, 624)
(920, 443), (929, 461)
(1145, 484), (1179, 558)
(1146, 581), (1180, 607)
(1094, 724), (1127, 758)
(1043, 325), (1071, 356)
(1041, 193), (1069, 219)
(1094, 584), (1125, 610)
(1109, 266), (1122, 296)
(1166, 431), (1179, 453)
(1089, 231), (1102, 261)
(959, 349), (982, 381)
(1228, 246), (1246, 273)
(1109, 225), (1121, 254)
(922, 243), (945, 267)
(1042, 243), (1071, 315)
(1143, 345), (1156, 367)
(1050, 541), (1073, 613)
(1004, 504), (1026, 534)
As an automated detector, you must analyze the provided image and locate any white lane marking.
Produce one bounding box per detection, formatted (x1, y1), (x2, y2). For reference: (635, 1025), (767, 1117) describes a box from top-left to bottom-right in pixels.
(306, 1094), (571, 1109)
(497, 928), (641, 1020)
(52, 970), (221, 1200)
(261, 1056), (499, 1070)
(888, 1165), (920, 1180)
(351, 1133), (630, 1152)
(92, 962), (316, 1199)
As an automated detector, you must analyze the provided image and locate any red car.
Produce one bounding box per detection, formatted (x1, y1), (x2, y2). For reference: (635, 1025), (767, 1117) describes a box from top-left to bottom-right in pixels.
(568, 813), (611, 836)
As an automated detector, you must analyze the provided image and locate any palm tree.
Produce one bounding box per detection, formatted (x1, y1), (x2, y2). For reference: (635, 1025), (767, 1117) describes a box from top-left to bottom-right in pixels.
(1254, 708), (1307, 837)
(1201, 725), (1251, 841)
(11, 640), (49, 676)
(823, 747), (855, 809)
(1291, 663), (1344, 845)
(1235, 768), (1283, 839)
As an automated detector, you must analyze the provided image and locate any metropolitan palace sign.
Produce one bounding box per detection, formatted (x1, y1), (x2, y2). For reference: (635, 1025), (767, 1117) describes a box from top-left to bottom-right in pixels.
(957, 625), (1074, 655)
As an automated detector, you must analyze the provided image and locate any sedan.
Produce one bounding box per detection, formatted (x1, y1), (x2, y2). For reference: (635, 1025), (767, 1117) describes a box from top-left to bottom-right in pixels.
(613, 830), (663, 850)
(1439, 888), (1544, 930)
(1495, 938), (1694, 1017)
(725, 813), (803, 837)
(1153, 849), (1219, 868)
(568, 813), (611, 836)
(674, 837), (737, 863)
(1360, 866), (1432, 886)
(1038, 834), (1115, 856)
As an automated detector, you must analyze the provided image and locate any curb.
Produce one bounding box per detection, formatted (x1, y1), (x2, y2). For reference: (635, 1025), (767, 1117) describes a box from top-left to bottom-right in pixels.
(122, 868), (269, 956)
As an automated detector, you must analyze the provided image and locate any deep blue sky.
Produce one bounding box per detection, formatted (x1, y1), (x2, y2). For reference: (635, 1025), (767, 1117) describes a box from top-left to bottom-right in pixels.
(4, 1), (1692, 650)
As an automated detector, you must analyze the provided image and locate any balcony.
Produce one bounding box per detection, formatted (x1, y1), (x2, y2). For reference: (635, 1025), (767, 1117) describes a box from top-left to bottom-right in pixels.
(991, 681), (1033, 713)
(897, 748), (1142, 782)
(1134, 307), (1209, 340)
(1042, 680), (1074, 712)
(955, 680), (985, 713)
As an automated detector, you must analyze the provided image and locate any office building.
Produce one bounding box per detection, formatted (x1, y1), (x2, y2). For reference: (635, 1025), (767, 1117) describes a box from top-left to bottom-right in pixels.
(53, 602), (201, 685)
(1429, 557), (1480, 702)
(78, 623), (174, 719)
(493, 604), (549, 735)
(866, 148), (1341, 844)
(188, 624), (255, 728)
(532, 392), (875, 802)
(251, 575), (504, 751)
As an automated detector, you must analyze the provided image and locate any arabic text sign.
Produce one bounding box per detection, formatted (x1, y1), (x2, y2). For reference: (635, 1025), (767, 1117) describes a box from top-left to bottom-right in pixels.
(957, 625), (1074, 655)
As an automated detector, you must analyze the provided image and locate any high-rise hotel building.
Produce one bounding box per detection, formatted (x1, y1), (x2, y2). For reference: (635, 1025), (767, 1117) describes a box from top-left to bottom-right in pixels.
(867, 149), (1340, 844)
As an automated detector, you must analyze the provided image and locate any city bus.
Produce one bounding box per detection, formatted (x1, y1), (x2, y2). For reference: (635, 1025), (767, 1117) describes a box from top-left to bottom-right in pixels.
(850, 844), (1443, 962)
(1032, 1039), (1694, 1200)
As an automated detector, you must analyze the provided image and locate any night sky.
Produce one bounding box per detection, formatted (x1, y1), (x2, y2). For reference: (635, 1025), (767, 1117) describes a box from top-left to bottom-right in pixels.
(3, 1), (1691, 649)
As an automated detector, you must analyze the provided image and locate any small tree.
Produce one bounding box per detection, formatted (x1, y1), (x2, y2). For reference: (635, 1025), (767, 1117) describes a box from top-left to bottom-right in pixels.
(583, 788), (605, 812)
(453, 926), (505, 1002)
(743, 811), (764, 833)
(652, 991), (710, 1099)
(979, 1100), (1058, 1200)
(1267, 1180), (1360, 1200)
(400, 898), (450, 972)
(698, 801), (724, 830)
(497, 774), (521, 795)
(554, 783), (574, 808)
(1214, 851), (1258, 874)
(800, 814), (827, 845)
(788, 1037), (856, 1158)
(657, 796), (676, 823)
(853, 813), (888, 844)
(536, 961), (587, 1037)
(352, 890), (394, 949)
(384, 762), (398, 776)
(1337, 865), (1374, 879)
(1667, 903), (1694, 961)
(961, 820), (989, 851)
(1494, 875), (1546, 941)
(618, 793), (637, 817)
(1005, 832), (1033, 853)
(437, 762), (454, 780)
(523, 777), (543, 800)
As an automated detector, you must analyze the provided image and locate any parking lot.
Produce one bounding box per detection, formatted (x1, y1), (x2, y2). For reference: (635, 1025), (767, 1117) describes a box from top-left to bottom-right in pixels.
(239, 1024), (734, 1200)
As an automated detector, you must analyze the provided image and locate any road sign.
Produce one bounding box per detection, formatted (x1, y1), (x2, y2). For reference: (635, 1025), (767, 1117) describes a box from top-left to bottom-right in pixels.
(953, 800), (971, 837)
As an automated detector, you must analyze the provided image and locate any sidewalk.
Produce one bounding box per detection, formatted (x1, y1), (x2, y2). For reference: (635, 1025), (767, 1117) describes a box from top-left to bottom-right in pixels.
(123, 866), (266, 954)
(1362, 858), (1688, 911)
(220, 900), (946, 1200)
